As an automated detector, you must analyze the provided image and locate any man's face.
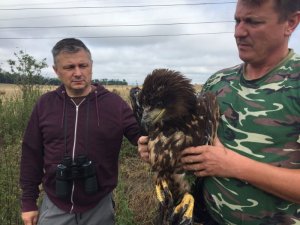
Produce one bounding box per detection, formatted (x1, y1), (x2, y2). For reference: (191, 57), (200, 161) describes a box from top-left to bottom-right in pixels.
(234, 0), (289, 66)
(53, 49), (93, 97)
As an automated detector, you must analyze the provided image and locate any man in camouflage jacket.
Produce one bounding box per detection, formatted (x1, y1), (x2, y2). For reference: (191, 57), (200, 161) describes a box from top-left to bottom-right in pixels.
(179, 0), (300, 224)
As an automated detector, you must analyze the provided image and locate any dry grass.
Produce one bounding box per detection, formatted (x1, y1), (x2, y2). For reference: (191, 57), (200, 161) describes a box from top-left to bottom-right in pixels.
(118, 157), (158, 224)
(104, 85), (137, 104)
(0, 84), (19, 98)
(0, 83), (56, 99)
(0, 83), (133, 101)
(0, 83), (202, 100)
(104, 84), (202, 105)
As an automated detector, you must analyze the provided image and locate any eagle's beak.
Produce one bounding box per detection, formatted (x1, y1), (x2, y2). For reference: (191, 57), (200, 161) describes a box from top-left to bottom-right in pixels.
(141, 108), (166, 130)
(152, 108), (166, 123)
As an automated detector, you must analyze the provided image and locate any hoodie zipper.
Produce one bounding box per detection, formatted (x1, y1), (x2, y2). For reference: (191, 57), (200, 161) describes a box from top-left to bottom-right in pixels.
(69, 98), (86, 213)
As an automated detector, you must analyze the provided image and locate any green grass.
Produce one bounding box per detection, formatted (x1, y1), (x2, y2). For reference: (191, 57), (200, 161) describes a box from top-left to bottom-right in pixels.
(0, 89), (41, 225)
(0, 143), (22, 225)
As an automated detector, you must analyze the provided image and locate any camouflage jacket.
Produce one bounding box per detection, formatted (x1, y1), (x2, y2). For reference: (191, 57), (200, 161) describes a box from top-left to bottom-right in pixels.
(201, 49), (300, 225)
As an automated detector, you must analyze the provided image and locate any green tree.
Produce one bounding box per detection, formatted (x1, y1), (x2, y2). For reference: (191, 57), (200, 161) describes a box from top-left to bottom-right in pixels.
(7, 50), (48, 97)
(6, 50), (48, 133)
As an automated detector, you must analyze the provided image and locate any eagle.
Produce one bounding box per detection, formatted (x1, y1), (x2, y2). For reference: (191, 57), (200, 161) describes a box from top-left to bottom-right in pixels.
(130, 69), (219, 225)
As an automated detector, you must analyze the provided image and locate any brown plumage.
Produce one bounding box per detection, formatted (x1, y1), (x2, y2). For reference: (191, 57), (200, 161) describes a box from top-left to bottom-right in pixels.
(130, 69), (219, 224)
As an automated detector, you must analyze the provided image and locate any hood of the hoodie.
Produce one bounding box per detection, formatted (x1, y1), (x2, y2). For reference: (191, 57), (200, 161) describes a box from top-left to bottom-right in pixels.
(55, 83), (110, 128)
(55, 83), (109, 99)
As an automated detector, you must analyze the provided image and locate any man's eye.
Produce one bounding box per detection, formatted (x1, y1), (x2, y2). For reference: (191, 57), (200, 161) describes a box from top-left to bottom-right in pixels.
(79, 64), (88, 68)
(245, 18), (262, 25)
(64, 65), (75, 70)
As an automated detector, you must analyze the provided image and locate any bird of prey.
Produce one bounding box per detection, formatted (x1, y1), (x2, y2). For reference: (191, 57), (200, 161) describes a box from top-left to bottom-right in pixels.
(130, 68), (219, 225)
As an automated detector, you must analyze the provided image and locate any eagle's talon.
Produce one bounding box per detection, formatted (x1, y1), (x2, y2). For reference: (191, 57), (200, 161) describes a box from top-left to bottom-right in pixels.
(155, 180), (173, 206)
(171, 193), (194, 225)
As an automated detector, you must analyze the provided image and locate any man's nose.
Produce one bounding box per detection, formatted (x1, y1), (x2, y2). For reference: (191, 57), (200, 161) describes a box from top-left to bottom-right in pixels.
(234, 22), (248, 38)
(74, 66), (82, 76)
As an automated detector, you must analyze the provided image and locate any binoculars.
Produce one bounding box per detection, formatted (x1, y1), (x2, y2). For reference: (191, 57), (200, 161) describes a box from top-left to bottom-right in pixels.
(56, 155), (98, 199)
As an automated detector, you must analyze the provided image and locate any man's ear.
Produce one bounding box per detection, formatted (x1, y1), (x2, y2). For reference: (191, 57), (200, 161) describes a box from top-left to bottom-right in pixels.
(286, 11), (300, 36)
(52, 65), (57, 74)
(52, 65), (61, 80)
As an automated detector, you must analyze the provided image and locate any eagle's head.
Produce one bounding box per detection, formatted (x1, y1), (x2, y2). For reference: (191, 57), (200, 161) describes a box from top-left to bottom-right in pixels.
(139, 68), (196, 131)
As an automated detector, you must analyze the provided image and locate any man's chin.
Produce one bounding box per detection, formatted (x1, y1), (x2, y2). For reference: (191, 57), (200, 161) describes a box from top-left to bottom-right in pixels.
(239, 53), (253, 63)
(70, 84), (89, 93)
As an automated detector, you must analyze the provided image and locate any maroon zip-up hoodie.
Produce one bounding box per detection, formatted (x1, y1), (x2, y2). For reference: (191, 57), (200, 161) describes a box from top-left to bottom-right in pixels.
(20, 84), (140, 213)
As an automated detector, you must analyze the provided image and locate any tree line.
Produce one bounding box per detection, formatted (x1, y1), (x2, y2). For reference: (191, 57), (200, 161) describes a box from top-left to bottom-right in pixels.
(0, 50), (128, 86)
(0, 72), (128, 86)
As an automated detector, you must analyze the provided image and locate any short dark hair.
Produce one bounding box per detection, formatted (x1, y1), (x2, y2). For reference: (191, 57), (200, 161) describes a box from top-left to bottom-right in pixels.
(240, 0), (300, 21)
(52, 38), (92, 64)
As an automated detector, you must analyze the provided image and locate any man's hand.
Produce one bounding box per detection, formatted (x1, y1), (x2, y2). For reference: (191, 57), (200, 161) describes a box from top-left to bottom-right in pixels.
(22, 211), (39, 225)
(138, 136), (150, 163)
(181, 137), (243, 178)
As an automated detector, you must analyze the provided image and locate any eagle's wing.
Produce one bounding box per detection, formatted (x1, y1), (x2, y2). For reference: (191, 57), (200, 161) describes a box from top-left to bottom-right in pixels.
(196, 91), (219, 145)
(192, 91), (219, 224)
(129, 87), (148, 135)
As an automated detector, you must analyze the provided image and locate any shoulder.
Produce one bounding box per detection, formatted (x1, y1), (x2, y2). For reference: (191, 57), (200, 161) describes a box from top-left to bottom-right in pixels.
(286, 52), (300, 71)
(280, 50), (300, 71)
(95, 85), (125, 102)
(37, 86), (61, 102)
(32, 86), (64, 112)
(94, 84), (130, 110)
(202, 64), (243, 92)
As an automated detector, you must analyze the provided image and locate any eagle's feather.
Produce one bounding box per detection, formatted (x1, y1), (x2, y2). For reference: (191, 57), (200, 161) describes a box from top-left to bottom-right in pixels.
(130, 69), (219, 224)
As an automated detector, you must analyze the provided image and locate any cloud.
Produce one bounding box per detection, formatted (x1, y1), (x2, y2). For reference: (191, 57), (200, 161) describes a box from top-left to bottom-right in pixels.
(0, 0), (299, 85)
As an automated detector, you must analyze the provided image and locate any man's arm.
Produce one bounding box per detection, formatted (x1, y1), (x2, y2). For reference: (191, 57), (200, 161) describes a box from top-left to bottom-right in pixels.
(181, 138), (300, 204)
(20, 104), (44, 217)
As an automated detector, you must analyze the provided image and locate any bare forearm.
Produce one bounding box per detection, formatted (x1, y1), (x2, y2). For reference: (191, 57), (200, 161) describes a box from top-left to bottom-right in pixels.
(181, 143), (300, 204)
(235, 156), (300, 203)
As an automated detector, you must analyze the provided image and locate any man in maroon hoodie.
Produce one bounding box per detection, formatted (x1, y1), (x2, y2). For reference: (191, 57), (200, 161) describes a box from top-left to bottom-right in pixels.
(20, 38), (140, 225)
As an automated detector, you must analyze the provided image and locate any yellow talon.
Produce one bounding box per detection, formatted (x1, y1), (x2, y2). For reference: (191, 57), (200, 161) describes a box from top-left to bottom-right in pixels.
(173, 193), (194, 223)
(155, 183), (164, 203)
(161, 180), (168, 189)
(155, 180), (172, 204)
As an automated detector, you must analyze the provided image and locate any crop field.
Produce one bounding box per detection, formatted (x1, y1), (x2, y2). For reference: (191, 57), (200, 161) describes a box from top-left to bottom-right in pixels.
(0, 83), (56, 99)
(0, 83), (202, 99)
(0, 83), (19, 98)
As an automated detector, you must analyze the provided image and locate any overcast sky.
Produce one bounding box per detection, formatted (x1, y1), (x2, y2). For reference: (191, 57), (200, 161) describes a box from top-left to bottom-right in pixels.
(0, 0), (299, 85)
